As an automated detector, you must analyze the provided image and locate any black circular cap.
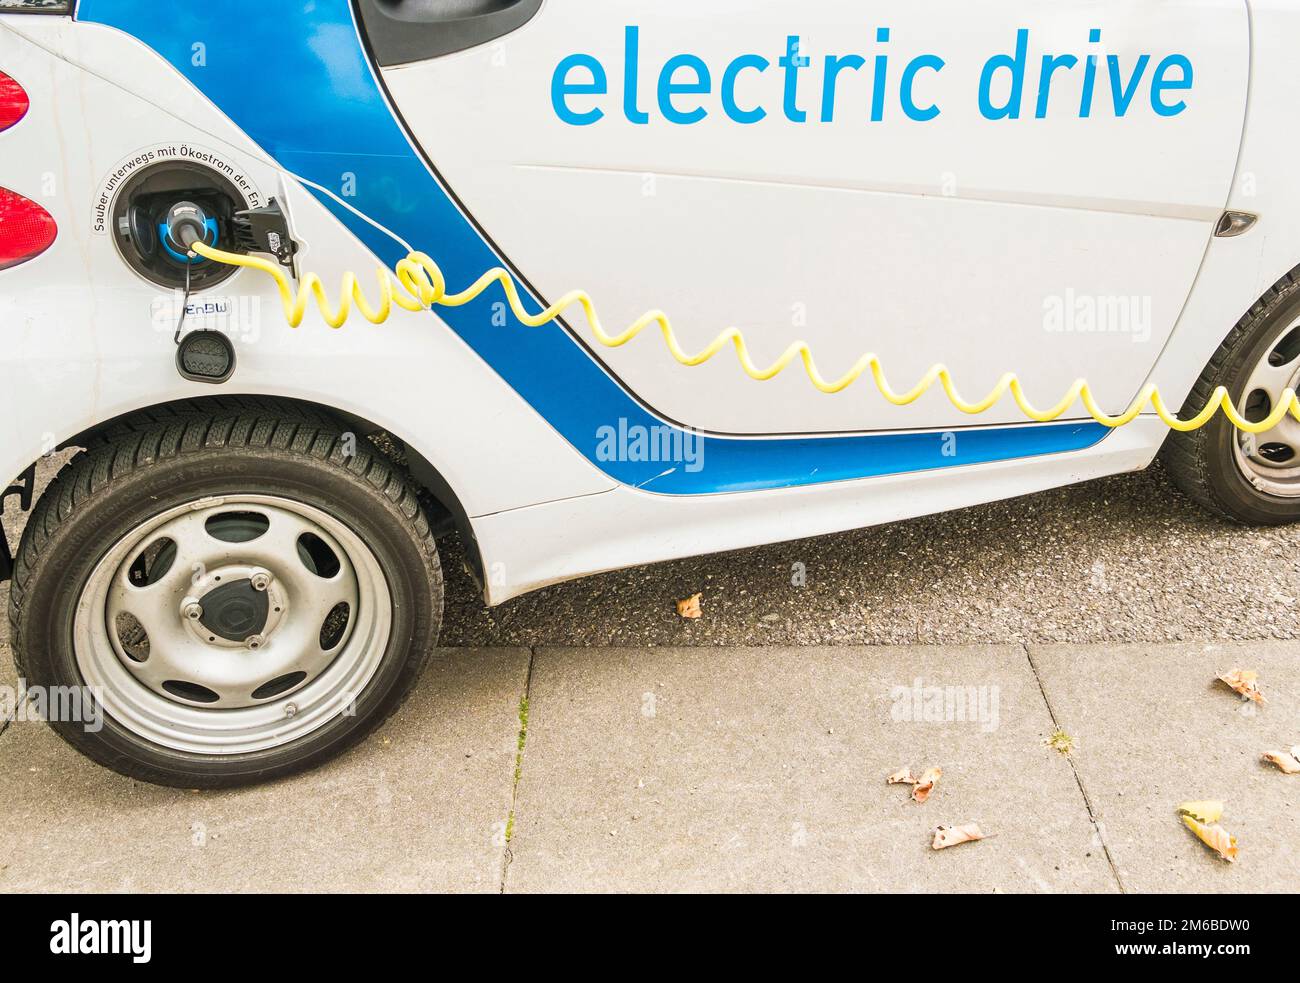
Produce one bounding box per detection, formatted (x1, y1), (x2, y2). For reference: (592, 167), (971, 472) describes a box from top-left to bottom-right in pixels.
(198, 579), (269, 642)
(177, 330), (235, 383)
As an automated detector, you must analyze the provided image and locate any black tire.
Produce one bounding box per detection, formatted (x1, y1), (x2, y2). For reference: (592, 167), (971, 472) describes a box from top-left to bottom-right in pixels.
(8, 399), (442, 788)
(1162, 267), (1300, 525)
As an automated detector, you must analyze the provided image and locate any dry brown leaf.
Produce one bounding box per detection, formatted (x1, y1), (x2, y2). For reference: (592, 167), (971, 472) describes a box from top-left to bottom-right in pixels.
(887, 768), (918, 785)
(1176, 800), (1224, 824)
(676, 593), (702, 619)
(1217, 668), (1265, 704)
(1262, 751), (1300, 775)
(932, 823), (984, 850)
(912, 766), (942, 804)
(1182, 815), (1238, 863)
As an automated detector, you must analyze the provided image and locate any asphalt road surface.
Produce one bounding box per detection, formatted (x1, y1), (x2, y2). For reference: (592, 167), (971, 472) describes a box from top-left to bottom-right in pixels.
(439, 459), (1300, 646)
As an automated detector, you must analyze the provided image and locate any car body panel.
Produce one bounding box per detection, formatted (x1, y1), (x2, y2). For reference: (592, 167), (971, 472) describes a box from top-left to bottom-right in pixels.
(0, 14), (615, 521)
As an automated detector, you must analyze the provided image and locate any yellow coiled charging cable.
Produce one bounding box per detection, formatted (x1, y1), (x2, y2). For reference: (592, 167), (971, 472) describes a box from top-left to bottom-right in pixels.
(189, 239), (1300, 434)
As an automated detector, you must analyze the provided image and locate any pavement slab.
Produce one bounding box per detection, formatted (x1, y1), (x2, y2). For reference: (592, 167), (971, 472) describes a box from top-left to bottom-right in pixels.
(1030, 641), (1300, 893)
(0, 648), (530, 893)
(505, 645), (1118, 893)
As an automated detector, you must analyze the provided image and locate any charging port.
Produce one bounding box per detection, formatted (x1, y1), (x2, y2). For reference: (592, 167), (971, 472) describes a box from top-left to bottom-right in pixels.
(112, 160), (248, 290)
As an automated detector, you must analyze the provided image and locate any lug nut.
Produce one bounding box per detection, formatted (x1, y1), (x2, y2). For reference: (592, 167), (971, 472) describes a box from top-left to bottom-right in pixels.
(245, 634), (266, 651)
(284, 703), (298, 718)
(182, 599), (203, 621)
(250, 571), (272, 592)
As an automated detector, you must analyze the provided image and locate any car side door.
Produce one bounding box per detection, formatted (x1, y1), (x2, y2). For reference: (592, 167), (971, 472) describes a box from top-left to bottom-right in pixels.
(364, 0), (1248, 437)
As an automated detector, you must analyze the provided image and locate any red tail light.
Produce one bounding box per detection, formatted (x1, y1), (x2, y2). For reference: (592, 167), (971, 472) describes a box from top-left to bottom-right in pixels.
(0, 187), (57, 271)
(0, 71), (29, 132)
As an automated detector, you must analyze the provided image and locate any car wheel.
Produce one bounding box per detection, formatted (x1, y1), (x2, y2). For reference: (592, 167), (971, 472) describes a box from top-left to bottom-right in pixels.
(8, 400), (442, 787)
(1163, 268), (1300, 524)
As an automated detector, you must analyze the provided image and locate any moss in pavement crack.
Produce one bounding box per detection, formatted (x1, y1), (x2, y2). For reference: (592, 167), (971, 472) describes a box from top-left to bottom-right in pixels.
(505, 696), (529, 843)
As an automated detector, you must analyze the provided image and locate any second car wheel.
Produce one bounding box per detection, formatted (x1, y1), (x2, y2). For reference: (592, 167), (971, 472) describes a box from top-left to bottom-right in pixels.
(1163, 267), (1300, 525)
(7, 400), (442, 788)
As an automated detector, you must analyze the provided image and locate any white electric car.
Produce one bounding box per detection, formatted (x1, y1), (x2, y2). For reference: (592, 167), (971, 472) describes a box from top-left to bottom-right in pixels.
(2, 0), (1298, 786)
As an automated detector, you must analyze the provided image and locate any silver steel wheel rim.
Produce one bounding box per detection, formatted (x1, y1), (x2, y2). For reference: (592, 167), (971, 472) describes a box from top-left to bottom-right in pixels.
(1233, 314), (1300, 497)
(74, 494), (392, 755)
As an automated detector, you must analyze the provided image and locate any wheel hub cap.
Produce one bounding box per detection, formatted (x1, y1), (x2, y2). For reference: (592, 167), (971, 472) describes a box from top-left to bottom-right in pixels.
(196, 578), (269, 641)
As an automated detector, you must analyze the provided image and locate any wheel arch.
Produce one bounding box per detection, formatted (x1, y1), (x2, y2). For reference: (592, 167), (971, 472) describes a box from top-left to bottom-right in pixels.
(47, 393), (485, 589)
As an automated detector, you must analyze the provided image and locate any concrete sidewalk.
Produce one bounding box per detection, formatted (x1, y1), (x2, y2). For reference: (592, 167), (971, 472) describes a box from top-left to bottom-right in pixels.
(2, 640), (1296, 893)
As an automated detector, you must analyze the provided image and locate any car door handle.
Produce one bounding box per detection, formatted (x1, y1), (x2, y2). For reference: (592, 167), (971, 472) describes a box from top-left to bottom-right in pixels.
(355, 0), (544, 66)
